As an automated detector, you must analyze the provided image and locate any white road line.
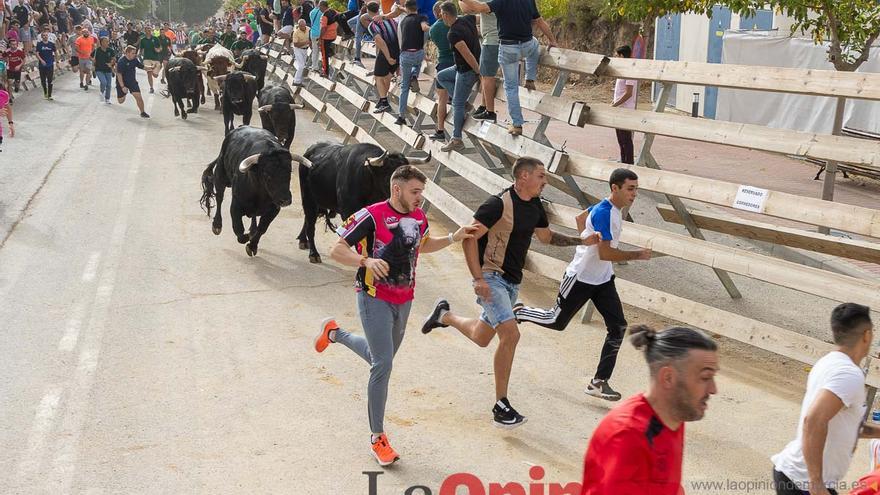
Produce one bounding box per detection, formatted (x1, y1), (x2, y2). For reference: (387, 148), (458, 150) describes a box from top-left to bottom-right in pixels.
(58, 303), (86, 353)
(17, 387), (63, 482)
(81, 252), (101, 283)
(47, 95), (156, 493)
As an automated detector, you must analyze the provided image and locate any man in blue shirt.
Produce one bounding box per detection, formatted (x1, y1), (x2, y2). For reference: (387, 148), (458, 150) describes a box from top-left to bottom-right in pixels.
(309, 2), (324, 70)
(515, 168), (651, 401)
(115, 46), (150, 119)
(35, 29), (56, 100)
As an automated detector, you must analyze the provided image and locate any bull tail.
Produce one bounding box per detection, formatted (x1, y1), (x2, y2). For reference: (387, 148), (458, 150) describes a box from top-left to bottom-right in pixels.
(199, 159), (218, 216)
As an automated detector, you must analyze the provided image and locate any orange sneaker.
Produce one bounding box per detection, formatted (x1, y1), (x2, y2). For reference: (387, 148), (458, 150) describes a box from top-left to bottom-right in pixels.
(314, 318), (338, 353)
(371, 434), (400, 467)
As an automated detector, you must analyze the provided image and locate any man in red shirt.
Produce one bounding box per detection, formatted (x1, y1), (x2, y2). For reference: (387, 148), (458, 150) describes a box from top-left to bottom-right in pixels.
(580, 324), (719, 495)
(3, 38), (25, 92)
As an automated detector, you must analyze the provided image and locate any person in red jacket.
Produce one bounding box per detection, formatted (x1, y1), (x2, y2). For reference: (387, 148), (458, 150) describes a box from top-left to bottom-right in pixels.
(851, 468), (880, 495)
(3, 38), (26, 92)
(580, 324), (719, 495)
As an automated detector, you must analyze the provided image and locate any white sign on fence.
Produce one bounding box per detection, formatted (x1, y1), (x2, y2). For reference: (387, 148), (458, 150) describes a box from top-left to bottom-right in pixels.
(733, 185), (769, 213)
(478, 121), (491, 138)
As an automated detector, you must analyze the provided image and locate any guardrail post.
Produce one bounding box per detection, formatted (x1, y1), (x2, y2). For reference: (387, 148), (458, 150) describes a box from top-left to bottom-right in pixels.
(638, 82), (742, 300)
(818, 96), (847, 234)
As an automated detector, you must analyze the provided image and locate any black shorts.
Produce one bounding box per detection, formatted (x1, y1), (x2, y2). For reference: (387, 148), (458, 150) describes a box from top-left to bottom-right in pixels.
(70, 56), (79, 66)
(374, 51), (399, 77)
(7, 70), (21, 82)
(260, 24), (273, 36)
(116, 80), (140, 98)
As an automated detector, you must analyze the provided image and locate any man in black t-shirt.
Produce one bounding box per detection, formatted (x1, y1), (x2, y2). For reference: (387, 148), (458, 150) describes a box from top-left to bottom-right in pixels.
(394, 0), (430, 126)
(459, 0), (556, 136)
(123, 23), (140, 48)
(434, 1), (479, 152)
(258, 7), (274, 44)
(421, 157), (600, 429)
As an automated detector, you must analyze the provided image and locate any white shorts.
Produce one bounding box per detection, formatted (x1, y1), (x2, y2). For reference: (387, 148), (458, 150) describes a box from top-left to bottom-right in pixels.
(278, 25), (294, 36)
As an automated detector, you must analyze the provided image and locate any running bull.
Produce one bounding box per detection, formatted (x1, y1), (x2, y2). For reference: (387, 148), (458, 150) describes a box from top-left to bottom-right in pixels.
(257, 85), (302, 149)
(297, 142), (431, 263)
(239, 49), (269, 95)
(165, 56), (205, 120)
(215, 71), (258, 134)
(199, 126), (309, 257)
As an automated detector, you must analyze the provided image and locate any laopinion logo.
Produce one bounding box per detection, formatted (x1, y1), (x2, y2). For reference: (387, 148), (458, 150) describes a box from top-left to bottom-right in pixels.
(363, 465), (582, 495)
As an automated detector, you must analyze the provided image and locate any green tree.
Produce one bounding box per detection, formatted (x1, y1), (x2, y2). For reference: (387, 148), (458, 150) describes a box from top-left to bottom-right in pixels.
(604, 0), (880, 71)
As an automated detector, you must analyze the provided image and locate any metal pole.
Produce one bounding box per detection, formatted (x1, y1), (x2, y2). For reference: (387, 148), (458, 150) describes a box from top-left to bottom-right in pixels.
(819, 96), (847, 234)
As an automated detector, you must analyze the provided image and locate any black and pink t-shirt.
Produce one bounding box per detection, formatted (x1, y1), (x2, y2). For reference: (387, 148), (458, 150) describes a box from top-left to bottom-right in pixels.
(338, 201), (429, 304)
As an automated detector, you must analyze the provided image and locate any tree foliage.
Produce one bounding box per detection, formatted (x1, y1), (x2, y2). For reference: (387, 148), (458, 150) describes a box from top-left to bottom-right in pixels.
(603, 0), (880, 71)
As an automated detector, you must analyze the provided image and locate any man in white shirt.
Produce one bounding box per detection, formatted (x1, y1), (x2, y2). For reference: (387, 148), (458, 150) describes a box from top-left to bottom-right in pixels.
(611, 45), (637, 164)
(772, 303), (876, 495)
(515, 168), (651, 401)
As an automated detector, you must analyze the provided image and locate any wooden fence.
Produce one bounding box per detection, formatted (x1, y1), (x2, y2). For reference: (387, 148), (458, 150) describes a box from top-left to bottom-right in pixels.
(256, 38), (880, 389)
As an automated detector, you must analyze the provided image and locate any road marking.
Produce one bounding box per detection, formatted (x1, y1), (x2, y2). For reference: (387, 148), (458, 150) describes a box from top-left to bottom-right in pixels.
(48, 95), (156, 493)
(58, 303), (86, 353)
(17, 387), (63, 482)
(81, 252), (101, 283)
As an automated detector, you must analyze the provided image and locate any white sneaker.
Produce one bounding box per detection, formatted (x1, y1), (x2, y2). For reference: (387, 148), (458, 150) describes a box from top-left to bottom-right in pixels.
(105, 99), (112, 105)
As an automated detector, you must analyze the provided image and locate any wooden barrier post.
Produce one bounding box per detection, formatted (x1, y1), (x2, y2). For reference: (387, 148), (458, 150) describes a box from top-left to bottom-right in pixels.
(819, 96), (847, 233)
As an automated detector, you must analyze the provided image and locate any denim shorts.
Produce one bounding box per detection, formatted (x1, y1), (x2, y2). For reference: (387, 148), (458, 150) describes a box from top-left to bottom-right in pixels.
(479, 43), (499, 77)
(477, 271), (519, 328)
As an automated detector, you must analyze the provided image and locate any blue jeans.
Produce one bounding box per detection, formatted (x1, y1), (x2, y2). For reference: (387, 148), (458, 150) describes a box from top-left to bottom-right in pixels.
(333, 292), (413, 434)
(477, 271), (520, 328)
(96, 70), (113, 100)
(349, 15), (367, 60)
(498, 38), (539, 126)
(436, 66), (478, 139)
(397, 50), (424, 115)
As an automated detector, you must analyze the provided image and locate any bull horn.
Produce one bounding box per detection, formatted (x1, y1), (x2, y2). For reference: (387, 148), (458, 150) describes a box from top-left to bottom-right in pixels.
(405, 150), (432, 164)
(243, 73), (257, 82)
(365, 151), (388, 167)
(289, 103), (304, 110)
(258, 105), (273, 113)
(213, 74), (228, 82)
(238, 154), (261, 172)
(234, 62), (243, 69)
(197, 66), (208, 72)
(169, 66), (181, 72)
(260, 54), (268, 60)
(291, 154), (312, 168)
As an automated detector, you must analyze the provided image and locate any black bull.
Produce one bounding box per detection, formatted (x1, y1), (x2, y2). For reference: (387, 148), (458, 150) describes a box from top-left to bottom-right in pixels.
(297, 142), (431, 263)
(257, 85), (302, 149)
(165, 57), (204, 120)
(216, 71), (258, 134)
(199, 126), (309, 257)
(239, 49), (268, 94)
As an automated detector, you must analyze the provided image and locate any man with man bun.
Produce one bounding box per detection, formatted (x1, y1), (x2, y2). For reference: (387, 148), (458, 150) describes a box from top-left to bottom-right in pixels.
(580, 324), (719, 494)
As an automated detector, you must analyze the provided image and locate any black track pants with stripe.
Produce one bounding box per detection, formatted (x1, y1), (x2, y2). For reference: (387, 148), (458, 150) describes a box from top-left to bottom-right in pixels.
(517, 274), (627, 381)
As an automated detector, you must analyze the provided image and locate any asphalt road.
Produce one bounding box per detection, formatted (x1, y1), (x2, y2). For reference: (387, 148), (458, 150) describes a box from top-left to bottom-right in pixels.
(0, 68), (875, 495)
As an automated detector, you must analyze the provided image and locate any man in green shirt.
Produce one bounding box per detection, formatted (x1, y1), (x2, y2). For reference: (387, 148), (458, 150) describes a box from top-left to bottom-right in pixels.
(230, 28), (254, 57)
(219, 24), (237, 50)
(427, 2), (454, 141)
(138, 24), (163, 93)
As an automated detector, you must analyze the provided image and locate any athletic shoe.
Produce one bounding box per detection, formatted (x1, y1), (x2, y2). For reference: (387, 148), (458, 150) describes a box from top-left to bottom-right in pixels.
(83, 85), (88, 91)
(314, 318), (338, 353)
(394, 116), (407, 126)
(353, 59), (365, 68)
(421, 299), (449, 334)
(105, 99), (112, 105)
(507, 125), (523, 136)
(492, 398), (527, 429)
(585, 379), (622, 401)
(472, 105), (485, 117)
(140, 112), (151, 119)
(371, 434), (400, 467)
(440, 139), (465, 153)
(428, 130), (446, 141)
(79, 82), (84, 88)
(47, 96), (54, 101)
(149, 87), (155, 94)
(473, 110), (496, 122)
(373, 100), (391, 113)
(524, 80), (536, 91)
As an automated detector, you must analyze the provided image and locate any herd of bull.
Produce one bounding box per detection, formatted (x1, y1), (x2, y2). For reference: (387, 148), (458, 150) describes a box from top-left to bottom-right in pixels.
(185, 45), (433, 259)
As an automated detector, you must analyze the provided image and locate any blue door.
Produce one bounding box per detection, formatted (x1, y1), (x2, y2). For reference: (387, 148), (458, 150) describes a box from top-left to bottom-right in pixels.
(653, 13), (681, 107)
(704, 6), (732, 119)
(739, 9), (773, 30)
